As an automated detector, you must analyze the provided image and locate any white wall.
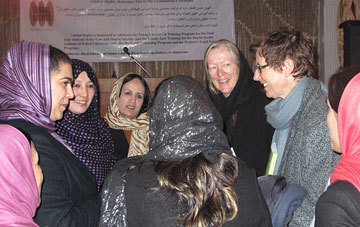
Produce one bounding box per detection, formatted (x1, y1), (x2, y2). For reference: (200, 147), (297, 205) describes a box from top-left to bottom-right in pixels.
(319, 0), (340, 85)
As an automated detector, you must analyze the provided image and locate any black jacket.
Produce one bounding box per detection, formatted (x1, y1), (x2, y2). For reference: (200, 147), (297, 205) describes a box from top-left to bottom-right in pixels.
(125, 158), (272, 226)
(110, 128), (129, 161)
(316, 180), (360, 226)
(208, 50), (274, 176)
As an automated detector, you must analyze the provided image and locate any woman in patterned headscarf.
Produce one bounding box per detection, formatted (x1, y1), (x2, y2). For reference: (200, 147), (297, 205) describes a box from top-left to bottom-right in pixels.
(56, 59), (116, 191)
(104, 73), (150, 161)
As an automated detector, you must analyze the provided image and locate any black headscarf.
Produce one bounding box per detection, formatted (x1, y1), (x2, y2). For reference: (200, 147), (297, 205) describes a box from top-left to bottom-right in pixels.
(207, 50), (257, 122)
(206, 48), (274, 176)
(147, 75), (232, 163)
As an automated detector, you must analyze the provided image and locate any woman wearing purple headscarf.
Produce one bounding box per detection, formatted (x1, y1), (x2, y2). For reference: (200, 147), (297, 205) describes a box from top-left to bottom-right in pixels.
(0, 41), (100, 226)
(56, 59), (116, 191)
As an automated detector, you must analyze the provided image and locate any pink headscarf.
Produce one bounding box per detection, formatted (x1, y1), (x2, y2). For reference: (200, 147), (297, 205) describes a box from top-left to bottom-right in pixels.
(0, 124), (39, 226)
(330, 73), (360, 192)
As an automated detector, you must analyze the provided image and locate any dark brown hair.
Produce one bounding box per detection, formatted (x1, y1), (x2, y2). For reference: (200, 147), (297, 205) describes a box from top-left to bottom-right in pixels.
(256, 27), (318, 79)
(49, 46), (71, 73)
(120, 73), (150, 115)
(328, 64), (360, 113)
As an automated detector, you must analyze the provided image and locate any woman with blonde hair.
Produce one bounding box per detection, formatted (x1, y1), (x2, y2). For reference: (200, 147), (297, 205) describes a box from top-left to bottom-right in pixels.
(104, 73), (150, 160)
(204, 39), (274, 176)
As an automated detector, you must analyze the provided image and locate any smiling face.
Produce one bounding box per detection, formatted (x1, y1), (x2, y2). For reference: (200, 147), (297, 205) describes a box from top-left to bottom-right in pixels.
(68, 71), (95, 115)
(31, 141), (43, 204)
(50, 62), (74, 121)
(253, 52), (296, 99)
(118, 78), (145, 119)
(206, 46), (239, 97)
(326, 99), (341, 153)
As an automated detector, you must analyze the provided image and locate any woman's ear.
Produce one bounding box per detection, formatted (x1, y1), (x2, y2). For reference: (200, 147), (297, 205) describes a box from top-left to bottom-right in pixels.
(282, 58), (295, 76)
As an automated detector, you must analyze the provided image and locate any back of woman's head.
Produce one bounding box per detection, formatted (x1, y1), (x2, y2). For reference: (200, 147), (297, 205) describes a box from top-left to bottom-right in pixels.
(155, 152), (238, 227)
(148, 75), (238, 226)
(328, 64), (360, 112)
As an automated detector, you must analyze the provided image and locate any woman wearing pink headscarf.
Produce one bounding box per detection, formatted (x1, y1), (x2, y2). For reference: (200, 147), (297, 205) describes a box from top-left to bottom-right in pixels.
(0, 124), (43, 226)
(315, 65), (360, 226)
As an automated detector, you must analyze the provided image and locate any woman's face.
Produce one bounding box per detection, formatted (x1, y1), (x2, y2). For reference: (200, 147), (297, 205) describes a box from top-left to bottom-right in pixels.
(206, 46), (239, 97)
(68, 71), (95, 114)
(31, 142), (43, 204)
(118, 78), (145, 119)
(50, 62), (74, 121)
(253, 52), (294, 99)
(327, 99), (341, 153)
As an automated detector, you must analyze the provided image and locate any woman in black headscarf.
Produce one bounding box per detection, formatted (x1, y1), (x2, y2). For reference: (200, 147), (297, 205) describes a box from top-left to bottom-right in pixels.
(99, 75), (271, 226)
(204, 39), (274, 176)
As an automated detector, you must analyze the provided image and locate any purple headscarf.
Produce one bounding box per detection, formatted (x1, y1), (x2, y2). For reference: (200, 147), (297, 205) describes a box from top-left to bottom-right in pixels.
(0, 40), (71, 150)
(0, 40), (53, 129)
(56, 59), (115, 191)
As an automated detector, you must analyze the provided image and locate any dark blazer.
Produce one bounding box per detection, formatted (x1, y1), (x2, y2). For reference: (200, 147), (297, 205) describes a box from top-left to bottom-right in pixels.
(1, 119), (100, 227)
(315, 180), (360, 227)
(110, 128), (129, 161)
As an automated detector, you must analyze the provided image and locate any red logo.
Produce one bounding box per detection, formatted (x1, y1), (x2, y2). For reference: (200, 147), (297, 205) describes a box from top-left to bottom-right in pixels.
(29, 1), (54, 27)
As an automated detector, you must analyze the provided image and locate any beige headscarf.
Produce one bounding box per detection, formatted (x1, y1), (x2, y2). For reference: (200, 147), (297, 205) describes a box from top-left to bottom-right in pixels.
(104, 74), (149, 157)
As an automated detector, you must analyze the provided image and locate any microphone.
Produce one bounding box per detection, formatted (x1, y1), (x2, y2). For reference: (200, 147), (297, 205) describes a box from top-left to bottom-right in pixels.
(122, 47), (152, 78)
(123, 47), (130, 55)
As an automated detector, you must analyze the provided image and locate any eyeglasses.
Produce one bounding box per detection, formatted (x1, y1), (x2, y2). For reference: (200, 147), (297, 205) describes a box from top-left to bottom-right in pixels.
(255, 64), (269, 73)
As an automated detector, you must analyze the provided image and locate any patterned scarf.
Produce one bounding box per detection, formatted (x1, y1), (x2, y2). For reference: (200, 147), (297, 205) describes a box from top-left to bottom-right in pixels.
(56, 59), (115, 191)
(104, 75), (149, 157)
(0, 40), (70, 150)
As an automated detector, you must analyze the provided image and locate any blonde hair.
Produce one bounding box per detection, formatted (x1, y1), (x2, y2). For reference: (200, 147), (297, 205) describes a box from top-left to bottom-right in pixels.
(204, 40), (240, 94)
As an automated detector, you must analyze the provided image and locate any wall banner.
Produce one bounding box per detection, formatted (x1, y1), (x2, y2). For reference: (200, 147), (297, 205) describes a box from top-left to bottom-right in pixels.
(20, 0), (235, 62)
